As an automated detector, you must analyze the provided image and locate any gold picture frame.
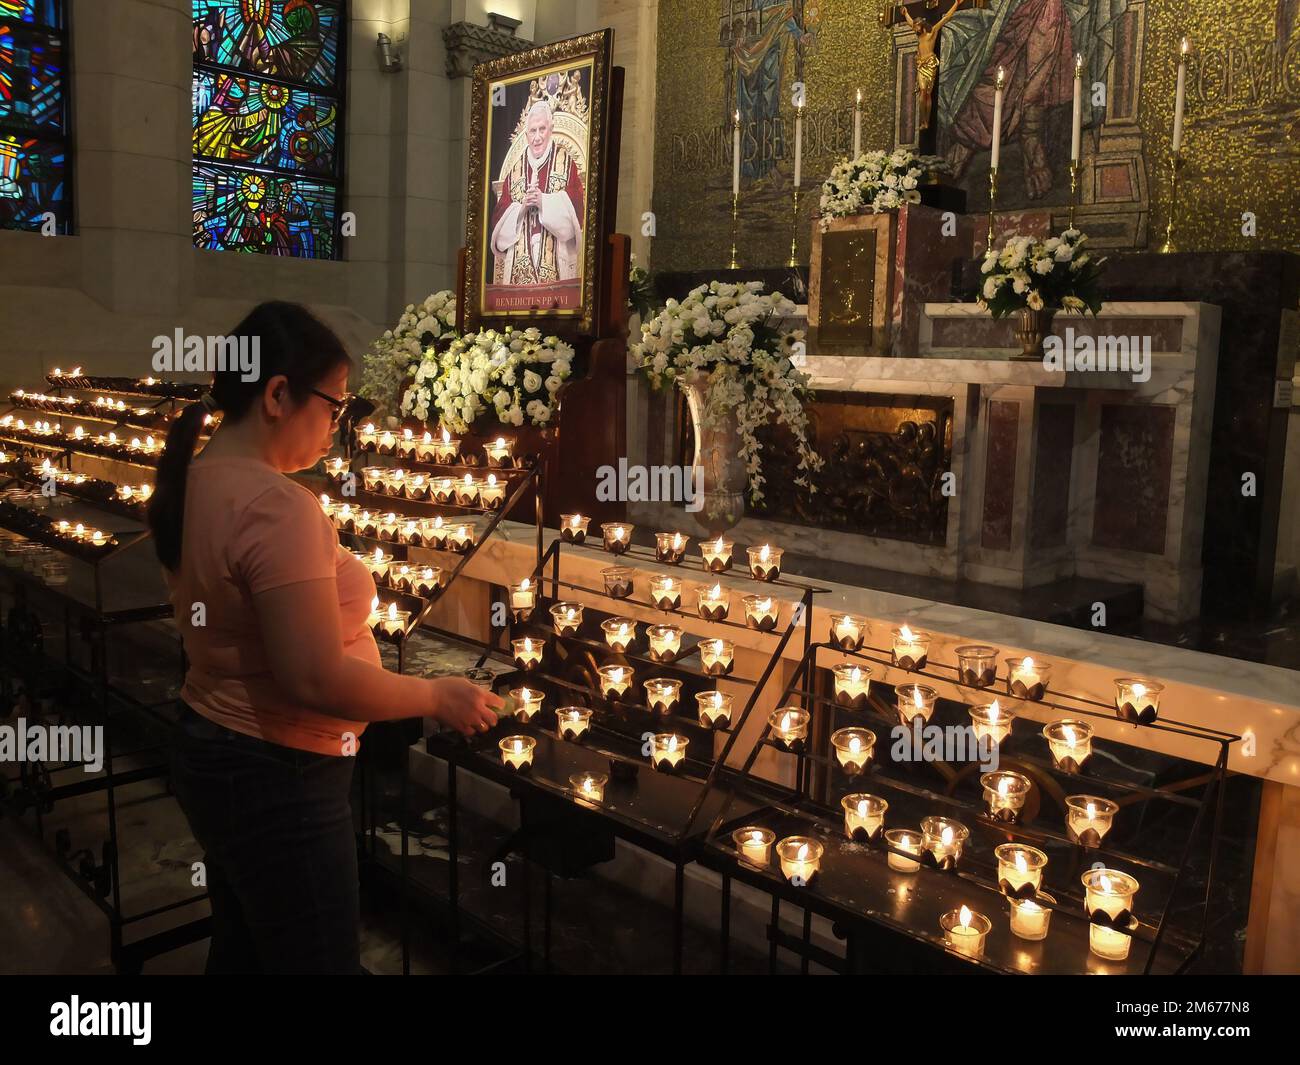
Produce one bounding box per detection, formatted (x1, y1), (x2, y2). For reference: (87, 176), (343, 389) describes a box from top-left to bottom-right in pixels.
(464, 29), (613, 336)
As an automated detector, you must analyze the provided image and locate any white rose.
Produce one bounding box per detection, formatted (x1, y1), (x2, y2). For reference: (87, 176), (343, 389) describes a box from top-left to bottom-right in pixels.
(983, 276), (1002, 299)
(523, 370), (542, 392)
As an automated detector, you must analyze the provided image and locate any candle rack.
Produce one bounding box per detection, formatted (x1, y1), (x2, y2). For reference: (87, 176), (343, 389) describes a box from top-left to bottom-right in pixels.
(696, 636), (1239, 975)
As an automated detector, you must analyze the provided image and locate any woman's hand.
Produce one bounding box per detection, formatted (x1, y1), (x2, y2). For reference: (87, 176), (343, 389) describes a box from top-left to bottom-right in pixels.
(429, 676), (503, 736)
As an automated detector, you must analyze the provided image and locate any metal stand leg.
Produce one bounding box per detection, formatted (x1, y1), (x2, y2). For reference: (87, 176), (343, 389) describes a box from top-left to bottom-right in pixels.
(720, 873), (731, 974)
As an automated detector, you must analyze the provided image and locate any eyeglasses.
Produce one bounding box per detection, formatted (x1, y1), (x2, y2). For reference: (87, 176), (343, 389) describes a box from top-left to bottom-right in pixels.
(309, 388), (354, 426)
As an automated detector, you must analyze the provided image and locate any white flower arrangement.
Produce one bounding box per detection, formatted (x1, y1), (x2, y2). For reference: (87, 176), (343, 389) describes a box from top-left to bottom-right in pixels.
(818, 148), (944, 229)
(360, 289), (458, 418)
(976, 229), (1104, 317)
(631, 280), (823, 506)
(400, 326), (575, 433)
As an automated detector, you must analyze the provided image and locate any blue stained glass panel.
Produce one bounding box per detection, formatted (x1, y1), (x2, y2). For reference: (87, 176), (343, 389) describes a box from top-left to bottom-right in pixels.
(0, 134), (66, 230)
(0, 1), (61, 27)
(192, 162), (337, 259)
(0, 24), (66, 131)
(193, 70), (337, 177)
(192, 0), (341, 88)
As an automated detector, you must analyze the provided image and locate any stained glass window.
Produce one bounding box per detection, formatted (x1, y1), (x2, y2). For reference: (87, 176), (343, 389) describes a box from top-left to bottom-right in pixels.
(0, 0), (70, 233)
(191, 1), (345, 259)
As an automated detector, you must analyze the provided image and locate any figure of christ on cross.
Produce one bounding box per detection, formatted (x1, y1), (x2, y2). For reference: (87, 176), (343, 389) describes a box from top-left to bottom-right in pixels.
(901, 0), (964, 133)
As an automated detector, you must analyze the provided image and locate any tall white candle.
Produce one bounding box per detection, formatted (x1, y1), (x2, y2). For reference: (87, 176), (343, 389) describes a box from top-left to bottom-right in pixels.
(793, 102), (803, 187)
(991, 67), (1005, 170)
(1172, 37), (1189, 152)
(1070, 54), (1083, 162)
(853, 88), (862, 158)
(732, 109), (741, 196)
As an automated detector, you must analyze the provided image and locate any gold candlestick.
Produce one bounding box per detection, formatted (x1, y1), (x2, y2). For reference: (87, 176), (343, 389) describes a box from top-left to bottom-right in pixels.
(986, 166), (998, 253)
(1068, 161), (1079, 230)
(1159, 151), (1182, 254)
(729, 192), (739, 269)
(787, 186), (801, 267)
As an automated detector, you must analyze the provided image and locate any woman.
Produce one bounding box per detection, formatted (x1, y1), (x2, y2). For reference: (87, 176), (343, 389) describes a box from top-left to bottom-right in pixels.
(150, 302), (501, 974)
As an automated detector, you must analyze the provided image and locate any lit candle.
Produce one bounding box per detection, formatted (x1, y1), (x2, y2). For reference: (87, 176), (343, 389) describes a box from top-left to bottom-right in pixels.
(699, 638), (734, 676)
(982, 770), (1032, 821)
(969, 699), (1014, 745)
(1009, 892), (1055, 942)
(602, 565), (633, 599)
(1082, 869), (1139, 960)
(599, 664), (633, 700)
(732, 109), (741, 197)
(777, 836), (821, 883)
(891, 625), (930, 670)
(398, 518), (422, 545)
(414, 430), (438, 462)
(747, 543), (782, 581)
(601, 522), (633, 555)
(601, 617), (637, 653)
(570, 771), (608, 804)
(447, 522), (476, 552)
(559, 513), (590, 543)
(364, 546), (391, 581)
(852, 87), (862, 157)
(509, 686), (543, 722)
(432, 427), (459, 464)
(509, 577), (536, 615)
(376, 429), (398, 456)
(383, 468), (405, 496)
(1043, 719), (1093, 771)
(655, 531), (688, 565)
(651, 732), (688, 772)
(1071, 53), (1083, 162)
(549, 601), (583, 636)
(89, 530), (109, 548)
(696, 690), (733, 729)
(355, 422), (377, 448)
(511, 636), (543, 670)
(769, 706), (810, 749)
(364, 596), (382, 630)
(362, 466), (387, 492)
(424, 515), (448, 549)
(430, 476), (455, 504)
(700, 536), (733, 573)
(479, 473), (506, 509)
(885, 829), (922, 872)
(484, 436), (515, 468)
(380, 601), (410, 638)
(413, 566), (443, 596)
(644, 677), (682, 714)
(733, 826), (774, 867)
(1006, 656), (1051, 700)
(742, 594), (778, 631)
(398, 427), (417, 457)
(956, 644), (999, 688)
(378, 511), (401, 539)
(1115, 677), (1163, 724)
(1066, 794), (1118, 846)
(499, 735), (535, 772)
(895, 683), (937, 725)
(556, 706), (592, 742)
(696, 582), (729, 621)
(921, 816), (968, 870)
(831, 663), (871, 709)
(792, 100), (804, 188)
(646, 624), (683, 663)
(841, 792), (887, 842)
(390, 563), (414, 592)
(453, 473), (480, 507)
(995, 843), (1047, 896)
(1172, 37), (1189, 153)
(941, 905), (991, 959)
(649, 575), (681, 610)
(831, 728), (876, 775)
(829, 612), (866, 650)
(991, 66), (1005, 170)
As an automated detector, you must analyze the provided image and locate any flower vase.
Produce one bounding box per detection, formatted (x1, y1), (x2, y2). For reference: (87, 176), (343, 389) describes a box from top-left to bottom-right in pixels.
(682, 372), (746, 533)
(1013, 307), (1057, 359)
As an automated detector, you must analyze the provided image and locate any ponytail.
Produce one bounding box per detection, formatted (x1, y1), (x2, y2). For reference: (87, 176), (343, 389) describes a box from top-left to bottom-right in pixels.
(146, 301), (352, 571)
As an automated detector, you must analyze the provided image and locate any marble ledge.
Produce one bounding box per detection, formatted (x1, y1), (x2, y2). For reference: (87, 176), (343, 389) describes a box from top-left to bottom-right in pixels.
(800, 355), (1146, 390)
(455, 522), (1300, 785)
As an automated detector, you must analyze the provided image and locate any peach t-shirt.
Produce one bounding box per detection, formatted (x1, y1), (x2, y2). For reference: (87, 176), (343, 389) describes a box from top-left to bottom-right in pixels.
(168, 456), (379, 756)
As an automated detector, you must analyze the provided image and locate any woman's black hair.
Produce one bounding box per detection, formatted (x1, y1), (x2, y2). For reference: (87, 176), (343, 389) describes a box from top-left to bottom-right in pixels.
(147, 301), (352, 571)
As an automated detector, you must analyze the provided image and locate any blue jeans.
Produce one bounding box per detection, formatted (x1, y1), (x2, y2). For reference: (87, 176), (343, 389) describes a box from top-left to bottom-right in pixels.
(170, 703), (361, 974)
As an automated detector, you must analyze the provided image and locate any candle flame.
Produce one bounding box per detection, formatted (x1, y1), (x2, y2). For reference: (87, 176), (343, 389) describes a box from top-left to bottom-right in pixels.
(1075, 52), (1083, 75)
(998, 776), (1012, 796)
(710, 583), (722, 598)
(1099, 873), (1113, 891)
(780, 711), (793, 731)
(759, 544), (771, 562)
(912, 687), (923, 709)
(523, 638), (534, 652)
(373, 547), (383, 561)
(1086, 801), (1097, 818)
(1180, 36), (1190, 55)
(900, 624), (914, 642)
(758, 597), (771, 612)
(672, 533), (683, 549)
(520, 577), (530, 591)
(1022, 656), (1034, 671)
(1015, 851), (1028, 873)
(996, 66), (1005, 88)
(710, 692), (723, 706)
(796, 843), (808, 861)
(611, 667), (624, 682)
(370, 596), (379, 612)
(856, 87), (862, 104)
(494, 437), (505, 448)
(851, 666), (861, 683)
(618, 623), (628, 637)
(570, 515), (581, 528)
(959, 905), (973, 927)
(1132, 682), (1147, 698)
(988, 700), (1000, 720)
(857, 799), (868, 816)
(441, 427), (450, 443)
(666, 734), (678, 752)
(1062, 725), (1077, 746)
(713, 536), (726, 551)
(750, 831), (763, 844)
(387, 602), (398, 620)
(941, 826), (954, 845)
(848, 735), (861, 754)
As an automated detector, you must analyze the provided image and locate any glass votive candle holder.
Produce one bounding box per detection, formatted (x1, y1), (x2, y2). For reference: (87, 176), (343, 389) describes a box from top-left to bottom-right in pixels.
(649, 575), (682, 610)
(831, 727), (876, 776)
(412, 565), (443, 597)
(969, 699), (1014, 746)
(377, 511), (402, 540)
(1082, 869), (1140, 960)
(376, 602), (411, 639)
(354, 510), (379, 537)
(1043, 719), (1094, 771)
(995, 843), (1048, 896)
(570, 771), (608, 804)
(559, 513), (589, 543)
(696, 582), (730, 621)
(452, 474), (480, 507)
(982, 770), (1032, 822)
(1115, 677), (1163, 725)
(829, 612), (867, 651)
(479, 473), (506, 509)
(891, 625), (931, 670)
(1006, 656), (1051, 700)
(646, 624), (683, 662)
(885, 828), (923, 872)
(768, 706), (810, 750)
(509, 577), (536, 616)
(1009, 892), (1056, 942)
(650, 732), (688, 772)
(602, 565), (633, 599)
(920, 816), (969, 870)
(397, 518), (423, 546)
(743, 594), (779, 632)
(550, 602), (584, 636)
(841, 793), (888, 843)
(598, 664), (633, 700)
(896, 683), (938, 725)
(499, 735), (535, 772)
(956, 644), (999, 688)
(1065, 794), (1119, 847)
(375, 428), (399, 456)
(733, 826), (774, 867)
(509, 686), (544, 722)
(601, 522), (633, 555)
(655, 531), (689, 564)
(362, 466), (387, 492)
(644, 677), (682, 715)
(354, 423), (378, 449)
(699, 638), (734, 676)
(447, 522), (477, 553)
(430, 476), (456, 504)
(334, 503), (356, 531)
(832, 663), (872, 709)
(423, 516), (449, 549)
(431, 430), (460, 464)
(362, 547), (392, 582)
(385, 469), (407, 498)
(406, 473), (430, 501)
(390, 563), (415, 592)
(484, 436), (515, 468)
(696, 690), (733, 729)
(700, 536), (733, 574)
(413, 430), (439, 462)
(600, 617), (637, 652)
(511, 636), (543, 671)
(747, 544), (783, 581)
(776, 836), (822, 883)
(556, 706), (592, 742)
(941, 906), (991, 959)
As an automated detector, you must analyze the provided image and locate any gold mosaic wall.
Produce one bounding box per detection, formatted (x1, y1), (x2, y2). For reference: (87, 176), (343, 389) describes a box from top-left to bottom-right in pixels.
(649, 0), (1300, 272)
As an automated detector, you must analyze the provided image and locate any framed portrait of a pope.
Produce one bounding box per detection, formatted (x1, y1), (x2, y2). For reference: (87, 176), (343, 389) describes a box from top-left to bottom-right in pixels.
(465, 30), (614, 335)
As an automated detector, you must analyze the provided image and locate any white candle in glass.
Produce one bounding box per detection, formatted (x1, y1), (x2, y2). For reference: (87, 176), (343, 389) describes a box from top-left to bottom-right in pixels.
(734, 827), (774, 866)
(1172, 37), (1189, 153)
(991, 66), (1006, 169)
